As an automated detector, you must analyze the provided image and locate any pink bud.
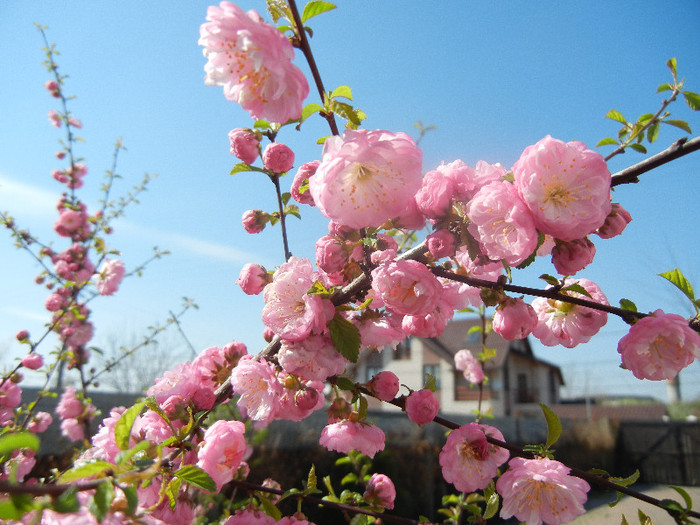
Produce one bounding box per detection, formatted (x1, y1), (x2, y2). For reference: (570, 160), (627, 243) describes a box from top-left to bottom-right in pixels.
(236, 263), (270, 295)
(426, 229), (456, 258)
(241, 209), (268, 234)
(21, 354), (43, 370)
(44, 80), (60, 97)
(15, 330), (29, 342)
(363, 473), (396, 509)
(228, 128), (260, 165)
(405, 389), (439, 426)
(551, 238), (596, 276)
(262, 142), (295, 174)
(492, 297), (538, 341)
(368, 371), (399, 401)
(597, 202), (632, 239)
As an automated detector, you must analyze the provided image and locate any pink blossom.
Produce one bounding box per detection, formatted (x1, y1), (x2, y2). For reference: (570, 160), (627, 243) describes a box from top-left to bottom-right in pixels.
(45, 80), (60, 97)
(497, 457), (590, 525)
(95, 258), (125, 295)
(367, 371), (400, 401)
(493, 297), (538, 341)
(277, 517), (317, 525)
(88, 407), (126, 462)
(355, 313), (405, 351)
(21, 353), (43, 370)
(2, 449), (36, 483)
(309, 129), (423, 229)
(222, 509), (277, 525)
(278, 334), (348, 381)
(618, 310), (700, 381)
(405, 389), (439, 426)
(426, 229), (456, 259)
(513, 135), (612, 241)
(45, 292), (65, 312)
(371, 260), (442, 316)
(147, 361), (216, 415)
(48, 109), (62, 127)
(236, 263), (270, 295)
(0, 381), (21, 411)
(364, 473), (396, 509)
(27, 411), (53, 434)
(262, 142), (295, 173)
(229, 128), (260, 164)
(454, 349), (484, 384)
(193, 342), (248, 388)
(67, 116), (82, 128)
(197, 420), (247, 491)
(242, 209), (268, 234)
(262, 257), (334, 341)
(597, 202), (632, 239)
(15, 330), (29, 342)
(199, 2), (309, 123)
(291, 160), (320, 206)
(56, 387), (84, 419)
(551, 238), (596, 276)
(454, 246), (504, 282)
(531, 278), (609, 348)
(319, 420), (385, 458)
(414, 169), (455, 218)
(439, 423), (509, 493)
(466, 181), (539, 266)
(315, 234), (347, 274)
(64, 320), (94, 347)
(53, 208), (87, 237)
(60, 418), (85, 441)
(230, 356), (282, 422)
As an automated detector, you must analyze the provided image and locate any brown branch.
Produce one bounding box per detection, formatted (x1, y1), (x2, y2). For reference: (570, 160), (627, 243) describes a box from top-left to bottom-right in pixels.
(611, 136), (700, 186)
(287, 0), (340, 137)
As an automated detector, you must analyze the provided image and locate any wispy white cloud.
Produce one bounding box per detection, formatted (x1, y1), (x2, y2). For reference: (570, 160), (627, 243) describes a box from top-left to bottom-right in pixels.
(115, 220), (269, 266)
(0, 174), (57, 219)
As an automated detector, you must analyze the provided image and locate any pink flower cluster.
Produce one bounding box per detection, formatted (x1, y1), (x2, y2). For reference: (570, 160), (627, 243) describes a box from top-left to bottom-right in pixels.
(199, 2), (309, 123)
(56, 386), (96, 442)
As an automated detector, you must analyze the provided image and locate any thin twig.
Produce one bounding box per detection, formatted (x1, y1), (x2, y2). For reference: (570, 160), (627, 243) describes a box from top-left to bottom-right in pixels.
(611, 136), (700, 186)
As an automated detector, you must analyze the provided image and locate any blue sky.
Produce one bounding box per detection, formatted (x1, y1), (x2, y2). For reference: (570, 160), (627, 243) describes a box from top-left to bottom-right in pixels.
(1, 1), (699, 401)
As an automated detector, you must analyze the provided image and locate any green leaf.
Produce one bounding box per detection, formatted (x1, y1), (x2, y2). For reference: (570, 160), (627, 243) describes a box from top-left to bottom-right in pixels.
(596, 137), (619, 147)
(664, 119), (692, 133)
(328, 314), (361, 363)
(341, 472), (358, 486)
(334, 376), (356, 391)
(330, 85), (353, 101)
(0, 432), (40, 458)
(659, 268), (696, 304)
(646, 122), (659, 143)
(684, 91), (700, 111)
(301, 102), (323, 122)
(60, 460), (115, 482)
(115, 399), (147, 450)
(165, 477), (181, 510)
(53, 487), (80, 513)
(539, 274), (561, 287)
(301, 0), (336, 23)
(230, 163), (266, 175)
(88, 481), (114, 523)
(358, 395), (368, 420)
(561, 283), (592, 298)
(638, 509), (652, 525)
(670, 486), (693, 511)
(637, 113), (654, 124)
(629, 143), (647, 154)
(259, 496), (282, 520)
(657, 83), (672, 93)
(115, 440), (150, 465)
(306, 464), (317, 493)
(659, 498), (685, 514)
(667, 57), (678, 78)
(619, 298), (638, 312)
(253, 119), (271, 129)
(424, 374), (437, 393)
(0, 496), (34, 520)
(605, 109), (627, 124)
(484, 490), (499, 519)
(539, 403), (562, 450)
(174, 465), (217, 493)
(123, 485), (139, 516)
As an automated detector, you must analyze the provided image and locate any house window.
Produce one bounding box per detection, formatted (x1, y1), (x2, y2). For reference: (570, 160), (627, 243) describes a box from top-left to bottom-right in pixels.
(423, 364), (441, 388)
(516, 373), (535, 403)
(394, 338), (411, 360)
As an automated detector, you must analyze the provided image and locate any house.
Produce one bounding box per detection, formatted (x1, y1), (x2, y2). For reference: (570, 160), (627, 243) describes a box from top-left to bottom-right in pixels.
(354, 317), (564, 417)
